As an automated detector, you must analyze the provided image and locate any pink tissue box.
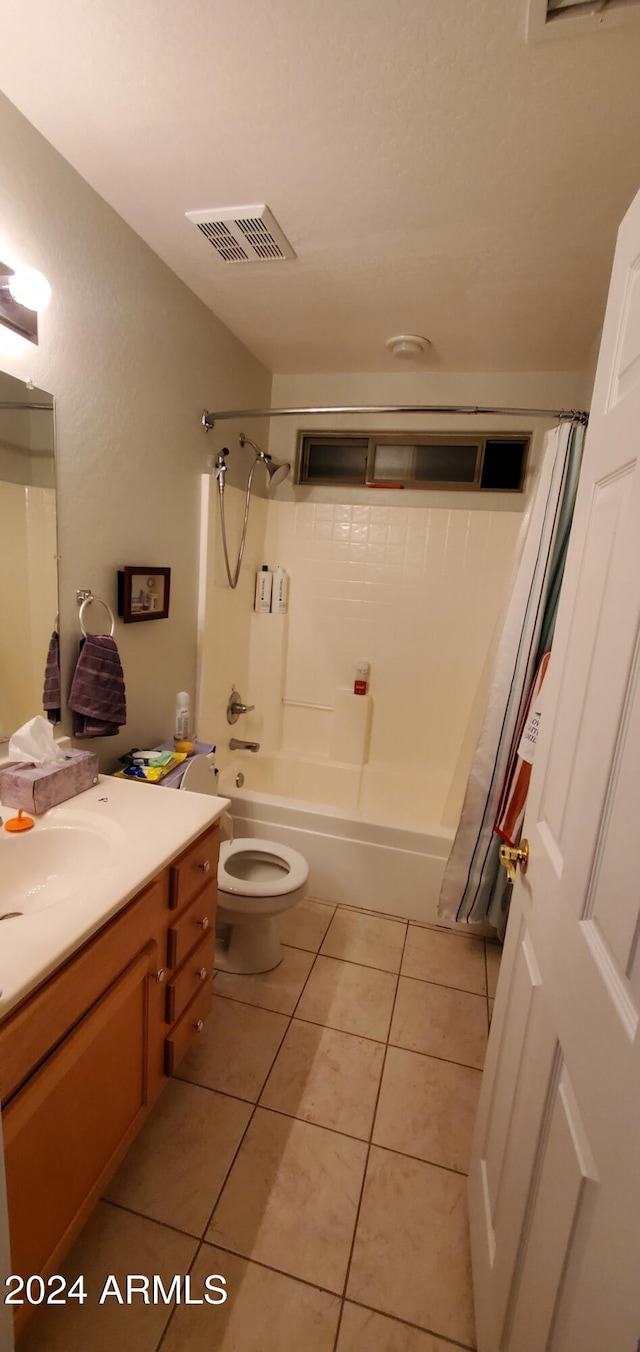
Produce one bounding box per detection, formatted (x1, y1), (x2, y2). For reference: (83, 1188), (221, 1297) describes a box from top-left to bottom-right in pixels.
(0, 749), (99, 815)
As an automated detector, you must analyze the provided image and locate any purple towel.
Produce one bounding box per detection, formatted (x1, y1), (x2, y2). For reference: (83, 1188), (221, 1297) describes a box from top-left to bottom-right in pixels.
(42, 629), (61, 724)
(68, 634), (127, 738)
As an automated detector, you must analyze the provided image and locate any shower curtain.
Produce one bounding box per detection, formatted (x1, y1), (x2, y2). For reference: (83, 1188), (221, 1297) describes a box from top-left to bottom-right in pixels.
(438, 420), (585, 930)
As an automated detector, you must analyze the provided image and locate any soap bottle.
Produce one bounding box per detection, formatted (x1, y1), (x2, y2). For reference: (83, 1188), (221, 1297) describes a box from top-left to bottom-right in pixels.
(271, 565), (290, 614)
(174, 691), (194, 753)
(255, 565), (273, 613)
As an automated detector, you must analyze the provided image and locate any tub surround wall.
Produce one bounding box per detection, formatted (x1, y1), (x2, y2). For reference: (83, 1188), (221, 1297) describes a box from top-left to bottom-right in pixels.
(0, 90), (270, 764)
(259, 498), (521, 827)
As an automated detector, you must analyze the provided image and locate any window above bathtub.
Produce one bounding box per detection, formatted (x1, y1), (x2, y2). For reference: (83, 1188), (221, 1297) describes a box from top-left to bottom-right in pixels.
(297, 431), (530, 493)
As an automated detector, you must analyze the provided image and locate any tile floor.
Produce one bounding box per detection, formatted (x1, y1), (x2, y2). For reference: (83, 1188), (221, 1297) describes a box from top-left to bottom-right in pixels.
(19, 901), (501, 1352)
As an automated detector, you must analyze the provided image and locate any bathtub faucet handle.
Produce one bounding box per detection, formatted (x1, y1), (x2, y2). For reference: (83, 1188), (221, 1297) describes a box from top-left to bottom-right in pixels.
(227, 689), (255, 724)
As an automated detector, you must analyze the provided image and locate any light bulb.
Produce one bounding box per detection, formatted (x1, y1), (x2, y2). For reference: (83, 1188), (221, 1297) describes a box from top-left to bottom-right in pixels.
(8, 267), (52, 312)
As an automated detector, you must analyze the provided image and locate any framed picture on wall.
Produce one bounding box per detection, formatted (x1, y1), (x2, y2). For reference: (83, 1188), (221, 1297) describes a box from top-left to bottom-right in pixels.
(117, 566), (171, 622)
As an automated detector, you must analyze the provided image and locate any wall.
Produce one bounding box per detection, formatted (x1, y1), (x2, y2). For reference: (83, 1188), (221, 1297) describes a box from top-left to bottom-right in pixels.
(0, 91), (270, 764)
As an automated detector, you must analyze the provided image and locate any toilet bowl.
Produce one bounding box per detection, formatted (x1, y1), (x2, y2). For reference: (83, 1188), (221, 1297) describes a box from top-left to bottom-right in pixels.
(217, 838), (308, 973)
(178, 753), (309, 974)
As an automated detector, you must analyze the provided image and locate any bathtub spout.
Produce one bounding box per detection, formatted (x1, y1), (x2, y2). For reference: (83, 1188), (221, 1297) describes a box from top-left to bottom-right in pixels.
(229, 738), (260, 753)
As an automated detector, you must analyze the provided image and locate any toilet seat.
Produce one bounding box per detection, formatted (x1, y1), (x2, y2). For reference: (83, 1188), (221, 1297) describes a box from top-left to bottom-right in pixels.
(218, 838), (308, 898)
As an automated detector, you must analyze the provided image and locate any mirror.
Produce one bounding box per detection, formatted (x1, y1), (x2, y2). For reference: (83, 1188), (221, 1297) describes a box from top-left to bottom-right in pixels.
(0, 371), (57, 740)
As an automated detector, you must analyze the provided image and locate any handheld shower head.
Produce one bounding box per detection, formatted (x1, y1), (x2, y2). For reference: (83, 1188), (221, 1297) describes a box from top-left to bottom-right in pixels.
(239, 433), (290, 490)
(215, 433), (290, 590)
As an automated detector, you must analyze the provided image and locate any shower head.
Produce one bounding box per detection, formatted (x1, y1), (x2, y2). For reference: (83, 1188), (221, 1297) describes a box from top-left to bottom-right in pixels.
(264, 458), (290, 489)
(239, 433), (290, 490)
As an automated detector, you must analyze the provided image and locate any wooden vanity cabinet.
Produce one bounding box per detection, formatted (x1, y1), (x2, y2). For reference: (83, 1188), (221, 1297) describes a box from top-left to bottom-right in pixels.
(0, 821), (219, 1327)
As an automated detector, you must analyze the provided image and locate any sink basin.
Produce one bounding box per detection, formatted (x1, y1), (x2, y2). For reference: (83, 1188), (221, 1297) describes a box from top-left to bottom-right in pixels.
(0, 822), (118, 917)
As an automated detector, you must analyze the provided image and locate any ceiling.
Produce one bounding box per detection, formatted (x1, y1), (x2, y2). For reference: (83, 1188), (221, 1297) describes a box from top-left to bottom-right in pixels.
(2, 0), (640, 374)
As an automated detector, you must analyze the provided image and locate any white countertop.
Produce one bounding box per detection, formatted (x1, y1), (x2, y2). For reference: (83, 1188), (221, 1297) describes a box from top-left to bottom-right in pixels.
(0, 774), (230, 1019)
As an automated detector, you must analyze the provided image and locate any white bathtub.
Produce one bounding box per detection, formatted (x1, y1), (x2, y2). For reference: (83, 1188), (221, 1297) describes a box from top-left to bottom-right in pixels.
(218, 759), (454, 925)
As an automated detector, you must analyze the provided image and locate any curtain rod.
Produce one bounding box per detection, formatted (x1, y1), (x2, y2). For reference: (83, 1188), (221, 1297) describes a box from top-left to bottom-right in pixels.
(202, 404), (589, 429)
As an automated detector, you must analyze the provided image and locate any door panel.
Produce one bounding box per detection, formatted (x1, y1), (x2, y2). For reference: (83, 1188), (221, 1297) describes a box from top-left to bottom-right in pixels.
(505, 1067), (598, 1352)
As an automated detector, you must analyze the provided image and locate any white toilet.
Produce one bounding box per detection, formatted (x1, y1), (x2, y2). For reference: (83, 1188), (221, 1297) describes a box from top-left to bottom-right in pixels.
(178, 754), (309, 974)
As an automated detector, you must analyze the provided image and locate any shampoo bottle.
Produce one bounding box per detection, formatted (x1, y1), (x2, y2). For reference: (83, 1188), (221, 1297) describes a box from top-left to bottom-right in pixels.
(272, 565), (290, 614)
(255, 565), (273, 613)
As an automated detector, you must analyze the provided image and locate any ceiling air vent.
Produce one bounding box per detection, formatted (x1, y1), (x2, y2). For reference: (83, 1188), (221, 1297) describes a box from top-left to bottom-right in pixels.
(185, 204), (295, 263)
(528, 0), (640, 38)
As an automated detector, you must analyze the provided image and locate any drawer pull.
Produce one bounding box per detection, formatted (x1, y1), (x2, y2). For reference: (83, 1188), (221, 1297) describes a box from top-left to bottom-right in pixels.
(197, 967), (208, 981)
(197, 916), (209, 930)
(198, 860), (211, 873)
(195, 1019), (204, 1033)
(155, 969), (166, 984)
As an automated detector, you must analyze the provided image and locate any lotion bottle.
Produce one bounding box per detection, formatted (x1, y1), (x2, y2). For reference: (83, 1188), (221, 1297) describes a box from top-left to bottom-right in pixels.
(271, 565), (290, 614)
(255, 565), (273, 612)
(174, 691), (194, 752)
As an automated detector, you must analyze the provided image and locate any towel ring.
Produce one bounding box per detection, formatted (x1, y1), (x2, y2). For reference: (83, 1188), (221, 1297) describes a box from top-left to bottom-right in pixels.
(78, 595), (115, 638)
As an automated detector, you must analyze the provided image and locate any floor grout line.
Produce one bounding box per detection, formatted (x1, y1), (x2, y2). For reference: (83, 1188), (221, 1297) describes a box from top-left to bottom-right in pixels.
(190, 1236), (349, 1301)
(215, 943), (490, 1002)
(101, 1196), (203, 1244)
(154, 1228), (207, 1352)
(238, 1099), (473, 1177)
(345, 1296), (478, 1351)
(330, 917), (411, 1352)
(216, 943), (401, 982)
(396, 971), (487, 1000)
(287, 1011), (391, 1047)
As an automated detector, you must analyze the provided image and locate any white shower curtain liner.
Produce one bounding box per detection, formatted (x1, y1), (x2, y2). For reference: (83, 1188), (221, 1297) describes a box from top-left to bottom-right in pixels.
(438, 423), (581, 926)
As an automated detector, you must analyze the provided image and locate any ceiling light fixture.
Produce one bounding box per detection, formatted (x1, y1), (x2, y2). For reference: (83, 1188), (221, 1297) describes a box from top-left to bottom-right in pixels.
(386, 334), (431, 360)
(0, 262), (52, 344)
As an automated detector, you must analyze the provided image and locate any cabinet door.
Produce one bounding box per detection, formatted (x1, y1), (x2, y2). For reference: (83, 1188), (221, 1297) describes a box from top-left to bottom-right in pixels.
(3, 943), (156, 1289)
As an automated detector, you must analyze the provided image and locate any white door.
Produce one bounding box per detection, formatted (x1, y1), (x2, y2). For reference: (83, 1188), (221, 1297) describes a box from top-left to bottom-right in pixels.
(469, 184), (640, 1352)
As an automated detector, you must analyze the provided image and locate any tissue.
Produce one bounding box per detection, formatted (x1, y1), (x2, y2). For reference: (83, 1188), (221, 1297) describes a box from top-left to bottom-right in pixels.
(9, 716), (67, 768)
(0, 717), (99, 814)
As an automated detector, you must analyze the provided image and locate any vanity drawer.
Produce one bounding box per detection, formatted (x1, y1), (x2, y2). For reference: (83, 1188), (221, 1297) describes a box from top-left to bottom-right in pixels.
(169, 824), (220, 911)
(165, 930), (215, 1025)
(164, 980), (212, 1075)
(166, 884), (216, 970)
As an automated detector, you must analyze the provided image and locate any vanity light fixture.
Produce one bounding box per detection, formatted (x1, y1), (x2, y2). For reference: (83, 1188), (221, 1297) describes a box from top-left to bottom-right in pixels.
(0, 261), (52, 344)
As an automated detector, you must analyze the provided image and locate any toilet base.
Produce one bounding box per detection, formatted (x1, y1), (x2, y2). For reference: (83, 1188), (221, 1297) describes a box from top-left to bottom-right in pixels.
(215, 915), (283, 975)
